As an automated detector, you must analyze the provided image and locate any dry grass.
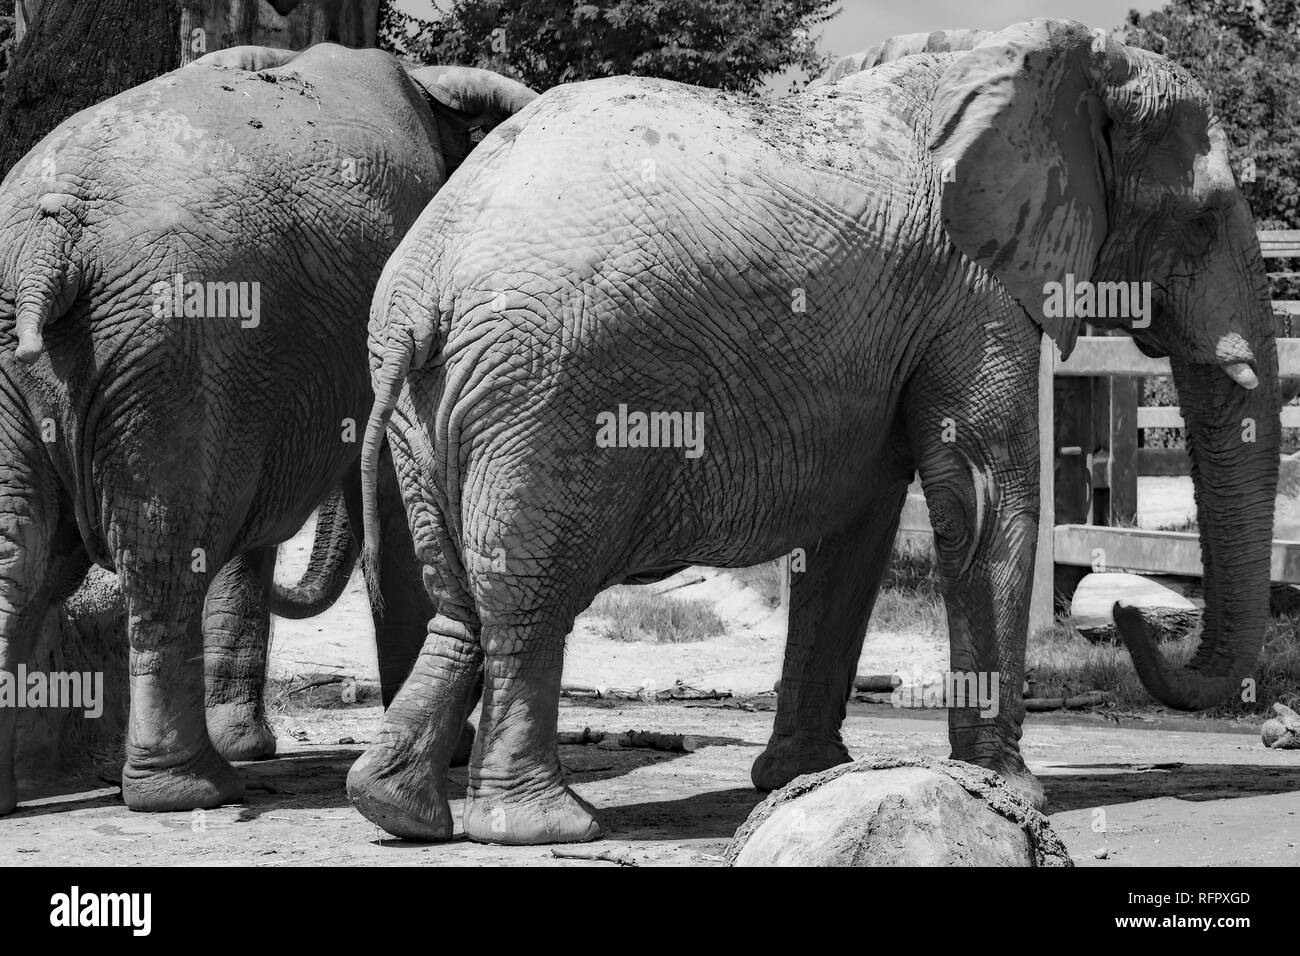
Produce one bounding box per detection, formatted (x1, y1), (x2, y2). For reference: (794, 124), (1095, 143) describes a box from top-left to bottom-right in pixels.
(586, 588), (726, 644)
(728, 561), (783, 608)
(727, 542), (945, 633)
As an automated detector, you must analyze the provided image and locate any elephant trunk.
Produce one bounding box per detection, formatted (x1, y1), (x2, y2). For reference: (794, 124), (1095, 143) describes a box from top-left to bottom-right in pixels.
(266, 488), (358, 619)
(1116, 350), (1280, 710)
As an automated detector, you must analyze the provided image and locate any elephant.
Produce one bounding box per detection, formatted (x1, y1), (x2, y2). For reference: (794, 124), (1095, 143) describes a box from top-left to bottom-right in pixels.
(346, 18), (1279, 845)
(809, 27), (989, 87)
(0, 42), (535, 816)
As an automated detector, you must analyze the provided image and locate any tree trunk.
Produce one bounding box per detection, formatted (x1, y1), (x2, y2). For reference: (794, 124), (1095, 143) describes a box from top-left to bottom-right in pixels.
(0, 0), (379, 173)
(0, 0), (181, 172)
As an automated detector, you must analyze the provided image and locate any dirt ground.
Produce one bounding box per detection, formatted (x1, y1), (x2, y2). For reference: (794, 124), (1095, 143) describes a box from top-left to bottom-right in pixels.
(6, 501), (1300, 867)
(6, 699), (1299, 866)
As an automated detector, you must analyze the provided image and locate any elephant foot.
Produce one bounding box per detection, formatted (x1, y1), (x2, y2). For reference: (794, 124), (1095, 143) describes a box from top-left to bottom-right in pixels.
(751, 735), (852, 792)
(122, 746), (244, 812)
(450, 720), (475, 767)
(999, 767), (1047, 812)
(463, 784), (603, 845)
(950, 752), (1047, 812)
(346, 745), (453, 841)
(206, 703), (278, 761)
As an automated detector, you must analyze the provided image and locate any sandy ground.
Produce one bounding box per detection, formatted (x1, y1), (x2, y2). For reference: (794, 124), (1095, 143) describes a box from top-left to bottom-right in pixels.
(6, 485), (1299, 867)
(6, 700), (1297, 866)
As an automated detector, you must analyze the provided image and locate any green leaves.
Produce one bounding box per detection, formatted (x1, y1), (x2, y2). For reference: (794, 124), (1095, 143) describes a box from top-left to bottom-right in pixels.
(1121, 2), (1300, 255)
(380, 0), (837, 94)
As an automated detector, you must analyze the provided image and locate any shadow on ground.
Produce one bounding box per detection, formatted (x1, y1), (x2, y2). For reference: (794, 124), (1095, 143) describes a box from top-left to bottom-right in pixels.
(1042, 762), (1300, 812)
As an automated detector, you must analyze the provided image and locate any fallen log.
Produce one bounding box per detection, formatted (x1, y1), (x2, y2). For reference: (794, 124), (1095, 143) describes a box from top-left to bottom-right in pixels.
(560, 681), (731, 702)
(1023, 691), (1112, 712)
(1070, 572), (1202, 643)
(557, 727), (700, 753)
(775, 674), (900, 695)
(653, 575), (708, 596)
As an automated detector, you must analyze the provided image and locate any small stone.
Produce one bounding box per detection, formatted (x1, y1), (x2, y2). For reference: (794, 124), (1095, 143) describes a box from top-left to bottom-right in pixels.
(1094, 847), (1109, 859)
(338, 737), (356, 745)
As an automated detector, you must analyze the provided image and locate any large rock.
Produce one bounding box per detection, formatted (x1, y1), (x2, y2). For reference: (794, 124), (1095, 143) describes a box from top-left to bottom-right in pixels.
(727, 755), (1072, 867)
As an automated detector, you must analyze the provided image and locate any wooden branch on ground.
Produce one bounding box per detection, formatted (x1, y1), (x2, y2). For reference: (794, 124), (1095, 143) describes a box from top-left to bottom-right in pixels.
(1023, 691), (1112, 711)
(557, 727), (700, 753)
(286, 675), (350, 695)
(653, 575), (707, 595)
(560, 681), (730, 702)
(775, 675), (899, 695)
(551, 848), (638, 866)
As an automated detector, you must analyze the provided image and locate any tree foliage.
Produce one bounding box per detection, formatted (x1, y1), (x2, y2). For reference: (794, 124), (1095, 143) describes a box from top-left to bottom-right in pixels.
(380, 0), (837, 93)
(1120, 0), (1300, 231)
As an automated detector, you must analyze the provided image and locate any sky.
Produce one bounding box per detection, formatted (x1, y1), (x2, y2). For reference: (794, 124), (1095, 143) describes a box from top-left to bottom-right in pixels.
(393, 0), (1162, 61)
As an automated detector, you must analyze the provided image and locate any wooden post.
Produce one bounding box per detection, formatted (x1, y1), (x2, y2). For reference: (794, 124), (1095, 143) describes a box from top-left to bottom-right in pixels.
(1108, 375), (1139, 525)
(778, 553), (791, 612)
(1030, 337), (1056, 635)
(1054, 374), (1092, 525)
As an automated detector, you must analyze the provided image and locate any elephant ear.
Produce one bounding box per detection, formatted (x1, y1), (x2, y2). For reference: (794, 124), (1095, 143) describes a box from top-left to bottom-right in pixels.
(930, 19), (1121, 358)
(406, 66), (538, 176)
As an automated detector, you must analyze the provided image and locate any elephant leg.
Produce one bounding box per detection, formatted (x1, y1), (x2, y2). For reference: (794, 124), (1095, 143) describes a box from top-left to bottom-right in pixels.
(906, 327), (1043, 810)
(347, 442), (477, 763)
(461, 614), (602, 845)
(0, 454), (85, 815)
(752, 480), (909, 791)
(346, 613), (482, 840)
(204, 547), (277, 761)
(114, 520), (242, 812)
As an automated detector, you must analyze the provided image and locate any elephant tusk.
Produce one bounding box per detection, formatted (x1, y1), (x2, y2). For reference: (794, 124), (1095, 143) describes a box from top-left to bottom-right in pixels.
(1221, 362), (1258, 390)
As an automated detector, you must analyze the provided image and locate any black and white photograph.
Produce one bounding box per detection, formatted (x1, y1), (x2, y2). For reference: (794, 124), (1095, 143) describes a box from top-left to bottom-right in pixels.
(0, 0), (1291, 917)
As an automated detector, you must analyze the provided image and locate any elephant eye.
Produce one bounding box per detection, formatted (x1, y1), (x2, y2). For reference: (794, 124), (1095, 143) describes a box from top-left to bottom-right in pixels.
(1182, 210), (1219, 257)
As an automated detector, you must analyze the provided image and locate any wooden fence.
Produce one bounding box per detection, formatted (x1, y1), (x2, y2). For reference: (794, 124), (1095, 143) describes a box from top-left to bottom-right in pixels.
(896, 230), (1300, 632)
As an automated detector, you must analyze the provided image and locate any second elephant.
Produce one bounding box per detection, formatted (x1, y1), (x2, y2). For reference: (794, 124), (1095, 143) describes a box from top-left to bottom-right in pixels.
(351, 19), (1279, 844)
(0, 43), (535, 816)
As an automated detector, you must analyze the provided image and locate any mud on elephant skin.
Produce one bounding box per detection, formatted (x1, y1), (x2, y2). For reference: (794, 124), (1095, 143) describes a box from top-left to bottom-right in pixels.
(0, 43), (534, 817)
(346, 17), (1278, 845)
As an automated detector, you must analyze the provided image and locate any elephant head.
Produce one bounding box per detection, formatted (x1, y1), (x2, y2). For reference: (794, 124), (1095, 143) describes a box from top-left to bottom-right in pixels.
(931, 19), (1279, 710)
(405, 66), (538, 176)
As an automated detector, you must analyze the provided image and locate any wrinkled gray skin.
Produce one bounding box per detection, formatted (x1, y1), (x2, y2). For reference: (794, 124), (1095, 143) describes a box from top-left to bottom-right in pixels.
(351, 19), (1278, 845)
(809, 27), (990, 87)
(0, 43), (534, 815)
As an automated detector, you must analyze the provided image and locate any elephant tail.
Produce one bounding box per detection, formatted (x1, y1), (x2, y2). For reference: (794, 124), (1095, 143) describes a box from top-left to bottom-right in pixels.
(267, 488), (358, 619)
(359, 331), (416, 603)
(13, 193), (84, 364)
